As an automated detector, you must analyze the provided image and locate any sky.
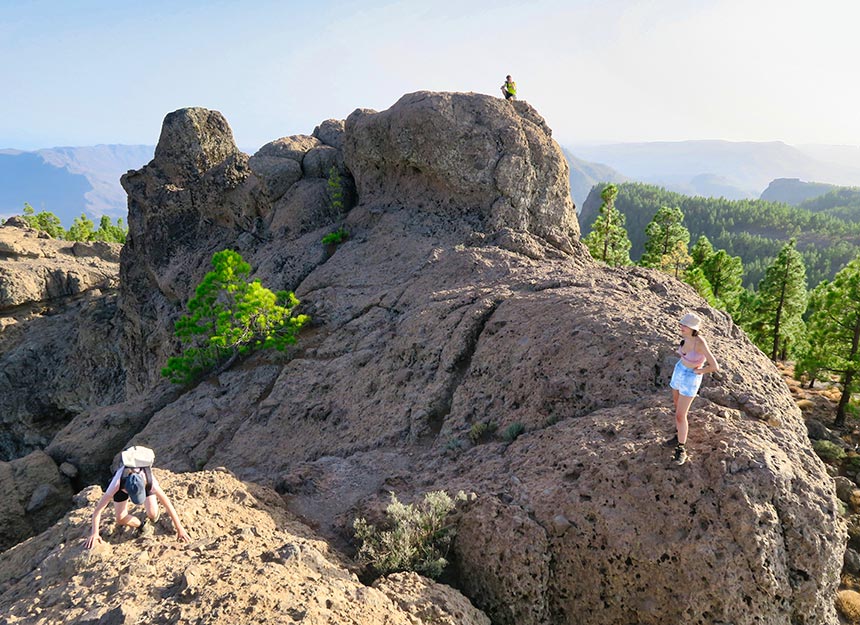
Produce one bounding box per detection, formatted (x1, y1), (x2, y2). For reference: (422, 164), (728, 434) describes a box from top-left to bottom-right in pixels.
(2, 0), (859, 152)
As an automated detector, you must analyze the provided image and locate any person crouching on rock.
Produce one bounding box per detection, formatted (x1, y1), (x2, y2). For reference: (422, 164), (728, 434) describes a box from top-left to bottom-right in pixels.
(85, 445), (190, 548)
(501, 75), (517, 100)
(668, 313), (719, 466)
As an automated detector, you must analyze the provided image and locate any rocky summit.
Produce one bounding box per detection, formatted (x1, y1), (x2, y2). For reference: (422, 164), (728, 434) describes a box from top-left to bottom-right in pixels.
(0, 92), (847, 624)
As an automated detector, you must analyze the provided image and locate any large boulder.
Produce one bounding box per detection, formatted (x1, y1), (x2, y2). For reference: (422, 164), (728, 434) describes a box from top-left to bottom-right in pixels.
(345, 91), (578, 246)
(0, 450), (72, 551)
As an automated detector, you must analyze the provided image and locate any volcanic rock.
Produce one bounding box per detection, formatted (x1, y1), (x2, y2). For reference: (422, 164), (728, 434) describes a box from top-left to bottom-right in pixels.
(0, 224), (124, 467)
(0, 469), (488, 624)
(344, 92), (578, 244)
(22, 94), (849, 624)
(0, 225), (120, 308)
(0, 450), (72, 551)
(118, 108), (354, 395)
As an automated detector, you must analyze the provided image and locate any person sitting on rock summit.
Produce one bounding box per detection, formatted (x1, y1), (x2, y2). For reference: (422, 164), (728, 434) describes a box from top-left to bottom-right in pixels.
(85, 445), (190, 548)
(501, 75), (517, 100)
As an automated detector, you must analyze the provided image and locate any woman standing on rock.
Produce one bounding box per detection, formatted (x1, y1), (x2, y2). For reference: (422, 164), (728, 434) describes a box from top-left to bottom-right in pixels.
(85, 446), (189, 548)
(669, 313), (719, 465)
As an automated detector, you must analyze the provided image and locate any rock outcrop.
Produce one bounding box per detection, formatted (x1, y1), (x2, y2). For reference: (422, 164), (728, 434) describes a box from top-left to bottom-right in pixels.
(118, 108), (354, 395)
(0, 222), (123, 546)
(8, 93), (848, 624)
(0, 223), (119, 310)
(0, 469), (489, 625)
(0, 450), (73, 552)
(345, 92), (577, 245)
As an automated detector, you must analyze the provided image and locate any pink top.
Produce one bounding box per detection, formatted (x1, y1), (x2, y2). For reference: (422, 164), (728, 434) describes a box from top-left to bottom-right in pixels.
(678, 342), (706, 367)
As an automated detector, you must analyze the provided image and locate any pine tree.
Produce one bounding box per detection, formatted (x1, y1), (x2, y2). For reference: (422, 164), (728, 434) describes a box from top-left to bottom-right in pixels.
(582, 184), (632, 266)
(795, 281), (829, 388)
(162, 250), (309, 384)
(660, 239), (693, 278)
(731, 288), (758, 329)
(690, 235), (715, 267)
(640, 206), (689, 270)
(700, 250), (744, 315)
(749, 239), (808, 361)
(804, 259), (860, 426)
(93, 215), (128, 243)
(21, 203), (65, 239)
(67, 213), (95, 241)
(683, 266), (716, 305)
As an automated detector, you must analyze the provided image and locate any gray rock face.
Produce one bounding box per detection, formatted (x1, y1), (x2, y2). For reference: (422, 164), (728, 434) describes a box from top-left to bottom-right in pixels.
(28, 94), (847, 624)
(119, 108), (355, 395)
(344, 92), (578, 245)
(0, 226), (124, 463)
(0, 451), (72, 551)
(313, 118), (346, 149)
(0, 226), (120, 308)
(153, 107), (240, 181)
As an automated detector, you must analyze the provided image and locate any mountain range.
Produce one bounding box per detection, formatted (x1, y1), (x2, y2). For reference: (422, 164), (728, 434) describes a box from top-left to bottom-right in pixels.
(566, 140), (860, 205)
(3, 139), (860, 226)
(0, 144), (153, 224)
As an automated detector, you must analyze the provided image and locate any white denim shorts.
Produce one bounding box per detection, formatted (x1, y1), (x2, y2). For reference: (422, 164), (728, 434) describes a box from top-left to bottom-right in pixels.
(670, 359), (703, 397)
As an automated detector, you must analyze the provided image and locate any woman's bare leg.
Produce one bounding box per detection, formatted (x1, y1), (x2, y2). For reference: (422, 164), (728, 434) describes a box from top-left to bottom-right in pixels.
(675, 394), (695, 445)
(113, 501), (141, 529)
(144, 494), (160, 521)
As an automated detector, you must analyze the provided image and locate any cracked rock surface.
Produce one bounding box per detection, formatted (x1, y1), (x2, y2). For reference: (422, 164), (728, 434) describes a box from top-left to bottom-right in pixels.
(0, 469), (489, 625)
(6, 93), (847, 624)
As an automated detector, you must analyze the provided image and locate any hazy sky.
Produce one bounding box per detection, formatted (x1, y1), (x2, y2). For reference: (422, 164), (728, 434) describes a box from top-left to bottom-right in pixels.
(2, 0), (858, 151)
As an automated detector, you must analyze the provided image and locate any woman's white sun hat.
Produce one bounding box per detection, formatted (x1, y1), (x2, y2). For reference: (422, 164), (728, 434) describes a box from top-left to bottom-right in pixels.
(679, 312), (703, 331)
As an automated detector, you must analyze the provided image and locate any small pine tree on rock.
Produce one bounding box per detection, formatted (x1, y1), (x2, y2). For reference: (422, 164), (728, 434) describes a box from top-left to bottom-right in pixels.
(162, 249), (309, 384)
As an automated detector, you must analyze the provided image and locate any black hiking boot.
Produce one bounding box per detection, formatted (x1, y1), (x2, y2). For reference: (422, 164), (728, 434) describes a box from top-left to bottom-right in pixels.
(137, 516), (153, 537)
(673, 444), (688, 466)
(663, 434), (678, 448)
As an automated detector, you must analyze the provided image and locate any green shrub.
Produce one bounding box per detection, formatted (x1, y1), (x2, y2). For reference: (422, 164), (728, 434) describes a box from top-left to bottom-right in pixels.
(21, 203), (65, 239)
(445, 437), (464, 452)
(503, 422), (525, 442)
(17, 203), (128, 242)
(812, 439), (846, 463)
(161, 249), (309, 384)
(543, 414), (561, 427)
(322, 227), (349, 246)
(327, 165), (344, 212)
(468, 420), (498, 445)
(353, 490), (467, 579)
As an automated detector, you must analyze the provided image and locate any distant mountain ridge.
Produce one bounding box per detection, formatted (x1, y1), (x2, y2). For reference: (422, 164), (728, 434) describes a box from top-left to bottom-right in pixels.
(561, 148), (627, 210)
(0, 144), (153, 225)
(6, 140), (860, 228)
(567, 140), (860, 200)
(759, 178), (837, 205)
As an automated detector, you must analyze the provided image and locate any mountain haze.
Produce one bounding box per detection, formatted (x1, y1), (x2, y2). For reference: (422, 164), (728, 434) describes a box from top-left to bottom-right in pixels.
(760, 178), (837, 205)
(0, 145), (153, 224)
(570, 140), (860, 199)
(561, 148), (627, 209)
